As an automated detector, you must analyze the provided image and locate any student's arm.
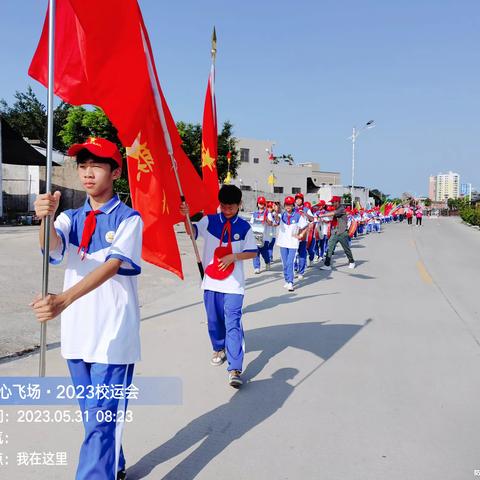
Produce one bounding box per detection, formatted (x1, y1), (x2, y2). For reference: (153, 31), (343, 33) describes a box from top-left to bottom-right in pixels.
(31, 258), (122, 322)
(180, 202), (207, 238)
(34, 191), (62, 250)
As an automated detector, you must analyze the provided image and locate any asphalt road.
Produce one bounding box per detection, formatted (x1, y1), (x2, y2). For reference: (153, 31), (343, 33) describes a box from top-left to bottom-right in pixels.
(0, 217), (479, 479)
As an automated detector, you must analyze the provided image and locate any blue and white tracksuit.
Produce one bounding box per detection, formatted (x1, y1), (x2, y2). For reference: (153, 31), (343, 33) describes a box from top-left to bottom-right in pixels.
(194, 213), (257, 372)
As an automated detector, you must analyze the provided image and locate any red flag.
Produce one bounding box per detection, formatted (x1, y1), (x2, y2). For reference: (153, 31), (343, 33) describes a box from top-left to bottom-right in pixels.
(201, 64), (219, 213)
(29, 0), (206, 278)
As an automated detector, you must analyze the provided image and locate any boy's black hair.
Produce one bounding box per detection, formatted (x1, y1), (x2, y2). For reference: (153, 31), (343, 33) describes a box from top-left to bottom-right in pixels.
(76, 149), (119, 172)
(218, 184), (242, 205)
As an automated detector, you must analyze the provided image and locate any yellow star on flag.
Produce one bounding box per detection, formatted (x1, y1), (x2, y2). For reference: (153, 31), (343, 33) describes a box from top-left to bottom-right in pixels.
(127, 134), (155, 182)
(201, 142), (216, 171)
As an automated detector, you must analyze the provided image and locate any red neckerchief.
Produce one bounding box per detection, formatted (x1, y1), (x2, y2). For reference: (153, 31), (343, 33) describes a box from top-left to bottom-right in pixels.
(220, 220), (232, 246)
(257, 209), (267, 224)
(78, 209), (103, 260)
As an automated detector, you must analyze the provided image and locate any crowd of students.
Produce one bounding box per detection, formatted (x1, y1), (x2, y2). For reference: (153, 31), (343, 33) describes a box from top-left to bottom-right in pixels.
(247, 193), (406, 290)
(31, 136), (424, 478)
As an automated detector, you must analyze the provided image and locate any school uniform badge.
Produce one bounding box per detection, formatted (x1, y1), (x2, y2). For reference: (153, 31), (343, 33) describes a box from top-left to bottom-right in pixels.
(105, 231), (115, 243)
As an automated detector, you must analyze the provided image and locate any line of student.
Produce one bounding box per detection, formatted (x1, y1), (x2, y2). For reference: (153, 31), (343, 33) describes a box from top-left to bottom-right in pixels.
(30, 137), (395, 479)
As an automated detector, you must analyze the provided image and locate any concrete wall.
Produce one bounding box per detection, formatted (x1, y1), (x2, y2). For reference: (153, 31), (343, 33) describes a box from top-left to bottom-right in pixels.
(39, 157), (86, 212)
(1, 164), (39, 216)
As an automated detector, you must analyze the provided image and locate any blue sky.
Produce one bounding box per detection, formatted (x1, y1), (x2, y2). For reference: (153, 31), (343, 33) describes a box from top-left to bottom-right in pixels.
(1, 0), (479, 197)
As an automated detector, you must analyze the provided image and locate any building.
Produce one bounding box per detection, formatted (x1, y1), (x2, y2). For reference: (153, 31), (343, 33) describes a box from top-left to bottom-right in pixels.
(0, 117), (64, 218)
(428, 175), (436, 201)
(460, 183), (472, 201)
(429, 171), (460, 202)
(231, 138), (344, 210)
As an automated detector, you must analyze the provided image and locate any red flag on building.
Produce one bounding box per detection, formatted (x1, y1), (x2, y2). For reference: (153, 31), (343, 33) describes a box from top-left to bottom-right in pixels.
(201, 63), (219, 214)
(29, 0), (206, 278)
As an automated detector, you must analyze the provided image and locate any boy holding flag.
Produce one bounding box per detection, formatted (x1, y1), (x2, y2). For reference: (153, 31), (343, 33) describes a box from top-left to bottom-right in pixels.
(180, 185), (257, 388)
(31, 138), (143, 480)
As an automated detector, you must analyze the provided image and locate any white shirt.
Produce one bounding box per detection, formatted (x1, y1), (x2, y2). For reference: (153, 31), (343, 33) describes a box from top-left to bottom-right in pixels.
(195, 213), (257, 295)
(49, 195), (143, 364)
(276, 211), (308, 249)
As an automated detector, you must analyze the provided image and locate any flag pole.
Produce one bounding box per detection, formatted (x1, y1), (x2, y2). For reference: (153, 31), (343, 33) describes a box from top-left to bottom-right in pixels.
(140, 24), (204, 279)
(39, 0), (56, 377)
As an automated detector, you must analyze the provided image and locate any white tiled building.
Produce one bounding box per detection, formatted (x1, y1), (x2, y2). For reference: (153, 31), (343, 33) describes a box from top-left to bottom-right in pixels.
(429, 171), (460, 201)
(232, 138), (346, 210)
(230, 138), (373, 211)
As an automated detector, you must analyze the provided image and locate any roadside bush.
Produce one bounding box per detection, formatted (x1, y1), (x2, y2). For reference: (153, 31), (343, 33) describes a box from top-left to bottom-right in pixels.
(460, 205), (480, 227)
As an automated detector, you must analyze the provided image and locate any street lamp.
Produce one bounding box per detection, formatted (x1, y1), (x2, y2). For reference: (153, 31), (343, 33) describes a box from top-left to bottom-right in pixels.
(349, 120), (375, 208)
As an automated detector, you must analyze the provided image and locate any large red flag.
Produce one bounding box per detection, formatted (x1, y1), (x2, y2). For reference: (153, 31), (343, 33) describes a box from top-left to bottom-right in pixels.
(201, 64), (219, 214)
(29, 0), (206, 278)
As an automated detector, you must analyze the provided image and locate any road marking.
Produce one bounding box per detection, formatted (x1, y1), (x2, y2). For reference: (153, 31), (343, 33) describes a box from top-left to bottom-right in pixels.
(417, 260), (433, 284)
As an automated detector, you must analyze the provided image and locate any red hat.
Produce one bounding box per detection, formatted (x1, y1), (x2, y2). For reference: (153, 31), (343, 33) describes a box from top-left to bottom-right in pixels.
(327, 205), (336, 211)
(294, 192), (304, 199)
(267, 201), (274, 207)
(330, 196), (341, 203)
(257, 196), (266, 205)
(284, 196), (295, 205)
(67, 137), (122, 168)
(304, 201), (312, 209)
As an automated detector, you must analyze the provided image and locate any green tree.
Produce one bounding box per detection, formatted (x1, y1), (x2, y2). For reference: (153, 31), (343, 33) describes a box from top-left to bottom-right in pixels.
(60, 106), (122, 152)
(370, 188), (388, 205)
(424, 198), (432, 207)
(177, 120), (239, 183)
(60, 105), (127, 195)
(0, 86), (71, 150)
(342, 193), (352, 205)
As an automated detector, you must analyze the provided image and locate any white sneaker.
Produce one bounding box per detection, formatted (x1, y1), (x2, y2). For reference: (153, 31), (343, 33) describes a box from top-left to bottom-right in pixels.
(283, 282), (289, 289)
(348, 262), (356, 269)
(297, 274), (304, 280)
(320, 265), (332, 271)
(265, 263), (271, 271)
(254, 268), (260, 274)
(287, 282), (294, 291)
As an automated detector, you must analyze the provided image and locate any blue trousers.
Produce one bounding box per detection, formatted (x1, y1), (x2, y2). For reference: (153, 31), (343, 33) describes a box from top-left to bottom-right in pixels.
(67, 360), (134, 480)
(307, 238), (316, 261)
(253, 241), (270, 269)
(203, 290), (244, 371)
(268, 237), (276, 262)
(280, 247), (296, 283)
(319, 237), (328, 257)
(297, 240), (307, 274)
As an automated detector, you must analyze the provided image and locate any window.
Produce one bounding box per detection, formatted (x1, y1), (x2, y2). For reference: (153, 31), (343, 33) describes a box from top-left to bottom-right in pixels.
(240, 185), (252, 191)
(253, 157), (259, 164)
(274, 187), (284, 194)
(292, 187), (301, 194)
(240, 148), (250, 163)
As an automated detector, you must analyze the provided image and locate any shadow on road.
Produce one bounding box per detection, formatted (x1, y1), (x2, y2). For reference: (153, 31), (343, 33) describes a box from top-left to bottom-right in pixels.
(243, 292), (338, 314)
(128, 320), (371, 479)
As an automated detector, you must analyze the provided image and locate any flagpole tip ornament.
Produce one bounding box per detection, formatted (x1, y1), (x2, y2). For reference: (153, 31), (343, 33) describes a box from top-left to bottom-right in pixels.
(67, 137), (122, 168)
(211, 27), (217, 60)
